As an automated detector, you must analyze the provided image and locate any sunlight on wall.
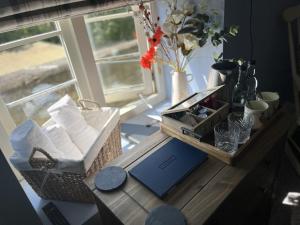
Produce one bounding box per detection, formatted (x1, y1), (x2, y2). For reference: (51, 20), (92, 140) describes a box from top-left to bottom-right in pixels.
(156, 0), (225, 98)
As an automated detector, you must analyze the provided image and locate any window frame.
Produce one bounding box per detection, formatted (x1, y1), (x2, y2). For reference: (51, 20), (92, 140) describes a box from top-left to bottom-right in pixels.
(0, 22), (84, 131)
(0, 22), (84, 178)
(81, 5), (156, 104)
(0, 2), (166, 170)
(61, 1), (165, 119)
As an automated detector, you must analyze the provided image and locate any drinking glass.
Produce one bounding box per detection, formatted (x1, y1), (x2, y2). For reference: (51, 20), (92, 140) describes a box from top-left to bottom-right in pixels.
(214, 121), (240, 153)
(228, 112), (254, 144)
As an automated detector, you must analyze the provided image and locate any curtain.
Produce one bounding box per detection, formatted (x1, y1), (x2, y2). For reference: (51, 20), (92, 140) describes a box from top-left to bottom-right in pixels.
(0, 0), (141, 32)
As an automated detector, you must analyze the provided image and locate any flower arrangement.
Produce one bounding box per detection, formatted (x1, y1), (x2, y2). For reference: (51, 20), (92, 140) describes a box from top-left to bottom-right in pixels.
(136, 0), (238, 73)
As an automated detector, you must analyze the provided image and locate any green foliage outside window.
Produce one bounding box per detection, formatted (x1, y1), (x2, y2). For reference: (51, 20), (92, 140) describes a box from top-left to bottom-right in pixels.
(88, 17), (136, 49)
(0, 23), (56, 45)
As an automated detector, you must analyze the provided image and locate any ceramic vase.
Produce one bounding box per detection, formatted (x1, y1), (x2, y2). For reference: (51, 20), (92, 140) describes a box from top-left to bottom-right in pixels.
(171, 71), (191, 105)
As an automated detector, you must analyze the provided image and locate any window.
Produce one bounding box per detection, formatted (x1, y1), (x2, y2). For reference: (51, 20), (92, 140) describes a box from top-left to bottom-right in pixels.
(84, 7), (156, 107)
(0, 22), (81, 126)
(0, 2), (165, 169)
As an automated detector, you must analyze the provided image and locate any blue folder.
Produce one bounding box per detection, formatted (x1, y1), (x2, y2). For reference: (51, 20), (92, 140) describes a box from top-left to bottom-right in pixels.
(129, 139), (207, 198)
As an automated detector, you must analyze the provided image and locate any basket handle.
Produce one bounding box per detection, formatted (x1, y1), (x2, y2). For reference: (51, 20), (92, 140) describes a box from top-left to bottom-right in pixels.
(78, 99), (100, 110)
(29, 148), (57, 166)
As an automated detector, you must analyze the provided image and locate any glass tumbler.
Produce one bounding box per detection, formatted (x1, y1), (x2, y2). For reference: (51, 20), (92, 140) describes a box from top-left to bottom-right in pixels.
(214, 121), (240, 153)
(228, 112), (254, 144)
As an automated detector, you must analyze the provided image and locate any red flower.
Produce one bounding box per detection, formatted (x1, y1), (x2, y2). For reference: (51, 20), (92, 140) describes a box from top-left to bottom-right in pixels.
(148, 26), (164, 47)
(140, 47), (156, 69)
(140, 27), (164, 70)
(140, 56), (152, 69)
(146, 46), (155, 58)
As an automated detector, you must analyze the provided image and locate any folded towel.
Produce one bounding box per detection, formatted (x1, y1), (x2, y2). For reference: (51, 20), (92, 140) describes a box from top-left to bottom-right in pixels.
(10, 120), (63, 170)
(48, 95), (99, 155)
(43, 124), (83, 161)
(47, 95), (77, 112)
(82, 107), (112, 131)
(48, 108), (87, 134)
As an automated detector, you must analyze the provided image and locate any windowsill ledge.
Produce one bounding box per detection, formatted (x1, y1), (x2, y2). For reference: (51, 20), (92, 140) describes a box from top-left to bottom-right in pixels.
(120, 93), (166, 122)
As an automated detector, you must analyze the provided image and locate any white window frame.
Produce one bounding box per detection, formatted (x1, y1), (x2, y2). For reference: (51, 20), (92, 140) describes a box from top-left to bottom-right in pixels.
(0, 22), (86, 177)
(60, 2), (166, 121)
(84, 7), (153, 98)
(0, 22), (87, 131)
(0, 2), (166, 167)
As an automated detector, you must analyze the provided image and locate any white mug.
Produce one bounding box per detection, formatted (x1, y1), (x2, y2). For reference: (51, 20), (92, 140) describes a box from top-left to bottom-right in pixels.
(257, 92), (279, 117)
(244, 100), (269, 130)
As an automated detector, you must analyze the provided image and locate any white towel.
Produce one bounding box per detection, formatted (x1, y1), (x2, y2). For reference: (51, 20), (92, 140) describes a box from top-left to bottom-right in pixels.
(82, 107), (112, 131)
(48, 108), (87, 134)
(47, 95), (77, 112)
(48, 95), (99, 155)
(9, 120), (63, 170)
(43, 124), (83, 161)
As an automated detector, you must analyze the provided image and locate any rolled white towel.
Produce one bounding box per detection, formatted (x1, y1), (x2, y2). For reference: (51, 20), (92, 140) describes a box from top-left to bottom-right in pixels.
(48, 108), (87, 135)
(47, 95), (86, 134)
(9, 120), (63, 169)
(43, 124), (83, 161)
(70, 125), (99, 155)
(48, 95), (99, 155)
(47, 95), (77, 112)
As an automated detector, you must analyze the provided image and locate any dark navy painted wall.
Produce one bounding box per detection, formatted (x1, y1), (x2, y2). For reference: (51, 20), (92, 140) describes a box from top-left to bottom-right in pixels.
(224, 0), (299, 101)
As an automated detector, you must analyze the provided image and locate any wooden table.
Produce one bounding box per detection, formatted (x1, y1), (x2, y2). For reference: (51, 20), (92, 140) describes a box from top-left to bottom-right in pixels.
(85, 106), (293, 225)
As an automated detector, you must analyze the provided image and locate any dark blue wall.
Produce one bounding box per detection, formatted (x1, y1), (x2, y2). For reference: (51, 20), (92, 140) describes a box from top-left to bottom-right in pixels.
(224, 0), (299, 101)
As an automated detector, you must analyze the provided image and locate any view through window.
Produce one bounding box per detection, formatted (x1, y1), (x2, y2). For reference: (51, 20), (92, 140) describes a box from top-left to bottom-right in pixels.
(84, 8), (156, 107)
(0, 23), (80, 126)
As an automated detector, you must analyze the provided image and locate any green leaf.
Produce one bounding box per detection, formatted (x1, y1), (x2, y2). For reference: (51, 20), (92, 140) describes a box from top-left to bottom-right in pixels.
(178, 26), (197, 34)
(211, 32), (222, 46)
(184, 18), (202, 26)
(213, 52), (223, 62)
(229, 25), (239, 36)
(198, 38), (207, 47)
(195, 13), (210, 23)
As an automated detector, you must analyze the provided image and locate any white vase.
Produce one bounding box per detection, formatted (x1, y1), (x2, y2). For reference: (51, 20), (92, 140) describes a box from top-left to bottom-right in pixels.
(171, 71), (191, 105)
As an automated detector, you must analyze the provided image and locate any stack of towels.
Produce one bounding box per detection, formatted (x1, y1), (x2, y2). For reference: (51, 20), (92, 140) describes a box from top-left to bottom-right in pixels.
(10, 95), (100, 171)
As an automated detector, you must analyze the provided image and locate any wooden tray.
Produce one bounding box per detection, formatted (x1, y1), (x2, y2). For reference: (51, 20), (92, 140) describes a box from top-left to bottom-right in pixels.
(161, 107), (286, 165)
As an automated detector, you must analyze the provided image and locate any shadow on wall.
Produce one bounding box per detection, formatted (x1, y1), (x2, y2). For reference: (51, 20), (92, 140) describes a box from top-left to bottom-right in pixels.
(156, 0), (225, 98)
(224, 0), (299, 101)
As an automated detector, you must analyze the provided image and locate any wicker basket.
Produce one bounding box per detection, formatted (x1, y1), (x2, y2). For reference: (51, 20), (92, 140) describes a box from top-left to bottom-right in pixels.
(19, 101), (122, 203)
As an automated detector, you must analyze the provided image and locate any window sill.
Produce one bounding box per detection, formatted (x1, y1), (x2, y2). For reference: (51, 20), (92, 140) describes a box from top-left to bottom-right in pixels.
(119, 93), (166, 122)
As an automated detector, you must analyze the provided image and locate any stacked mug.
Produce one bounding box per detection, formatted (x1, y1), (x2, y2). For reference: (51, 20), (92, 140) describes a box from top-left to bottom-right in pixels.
(245, 92), (280, 129)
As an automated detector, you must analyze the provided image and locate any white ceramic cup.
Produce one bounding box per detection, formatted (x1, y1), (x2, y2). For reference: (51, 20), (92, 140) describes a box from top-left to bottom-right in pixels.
(244, 100), (269, 130)
(257, 92), (279, 117)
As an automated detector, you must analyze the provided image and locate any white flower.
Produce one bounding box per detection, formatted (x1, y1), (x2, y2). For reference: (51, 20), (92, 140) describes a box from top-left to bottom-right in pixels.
(162, 22), (177, 35)
(171, 10), (185, 24)
(183, 34), (198, 51)
(183, 1), (195, 15)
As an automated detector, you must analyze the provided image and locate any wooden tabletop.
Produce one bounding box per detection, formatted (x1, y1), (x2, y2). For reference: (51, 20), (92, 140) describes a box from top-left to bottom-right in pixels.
(85, 106), (293, 225)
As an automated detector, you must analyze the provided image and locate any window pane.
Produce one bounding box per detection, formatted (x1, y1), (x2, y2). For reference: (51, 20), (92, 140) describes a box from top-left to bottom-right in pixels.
(0, 22), (56, 45)
(8, 85), (79, 126)
(0, 36), (74, 104)
(85, 8), (157, 108)
(97, 60), (144, 91)
(86, 15), (138, 57)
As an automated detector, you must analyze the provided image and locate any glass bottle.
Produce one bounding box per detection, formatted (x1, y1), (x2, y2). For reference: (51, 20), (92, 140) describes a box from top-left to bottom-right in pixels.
(232, 64), (247, 112)
(246, 60), (258, 101)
